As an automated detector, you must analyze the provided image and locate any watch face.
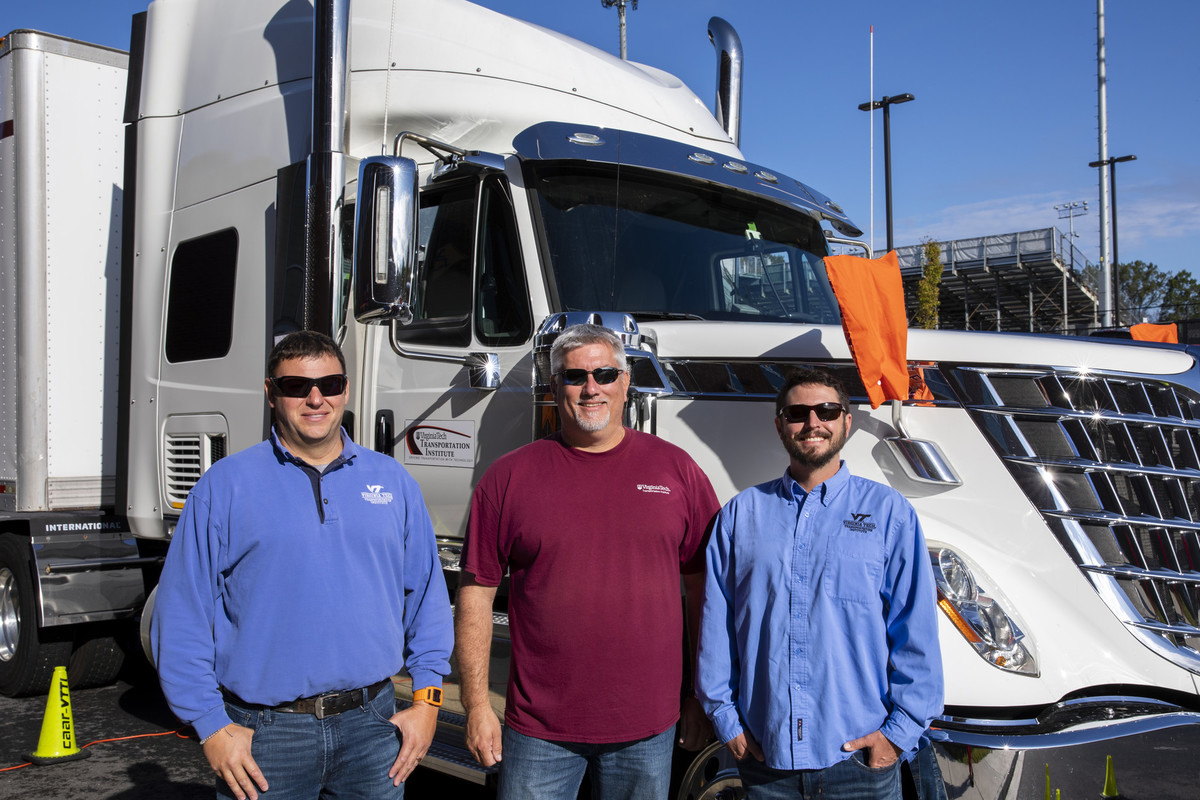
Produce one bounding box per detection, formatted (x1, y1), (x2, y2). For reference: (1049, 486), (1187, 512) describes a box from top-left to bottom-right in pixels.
(416, 687), (443, 706)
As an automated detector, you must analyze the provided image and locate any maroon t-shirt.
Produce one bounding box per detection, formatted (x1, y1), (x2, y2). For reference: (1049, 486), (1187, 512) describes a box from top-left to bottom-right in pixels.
(462, 429), (719, 743)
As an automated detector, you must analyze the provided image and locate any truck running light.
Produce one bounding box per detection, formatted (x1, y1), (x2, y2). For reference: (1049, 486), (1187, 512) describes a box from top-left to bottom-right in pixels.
(931, 548), (1039, 676)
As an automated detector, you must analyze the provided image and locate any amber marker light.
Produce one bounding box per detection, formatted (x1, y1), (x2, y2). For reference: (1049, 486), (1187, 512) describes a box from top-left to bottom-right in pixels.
(937, 590), (983, 645)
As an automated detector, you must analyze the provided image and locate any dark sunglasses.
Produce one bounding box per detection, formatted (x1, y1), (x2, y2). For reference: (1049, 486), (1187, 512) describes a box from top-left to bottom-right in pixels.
(557, 367), (624, 386)
(778, 402), (846, 423)
(269, 374), (349, 398)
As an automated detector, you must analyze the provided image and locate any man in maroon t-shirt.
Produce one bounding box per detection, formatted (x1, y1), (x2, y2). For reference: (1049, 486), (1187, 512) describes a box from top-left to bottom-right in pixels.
(456, 323), (719, 800)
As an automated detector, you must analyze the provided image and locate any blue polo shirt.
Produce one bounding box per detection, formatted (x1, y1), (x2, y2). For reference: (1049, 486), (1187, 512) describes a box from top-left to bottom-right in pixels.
(152, 430), (453, 741)
(696, 463), (942, 770)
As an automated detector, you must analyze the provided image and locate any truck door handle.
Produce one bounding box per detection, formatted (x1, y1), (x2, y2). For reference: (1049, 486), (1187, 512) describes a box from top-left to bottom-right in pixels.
(375, 410), (395, 457)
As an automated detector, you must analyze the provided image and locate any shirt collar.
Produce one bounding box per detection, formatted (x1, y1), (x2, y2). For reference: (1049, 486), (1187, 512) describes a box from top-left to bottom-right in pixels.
(781, 461), (849, 506)
(270, 427), (358, 472)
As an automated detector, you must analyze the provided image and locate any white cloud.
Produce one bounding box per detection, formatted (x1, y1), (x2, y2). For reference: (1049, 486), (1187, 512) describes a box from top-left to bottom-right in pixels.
(894, 175), (1200, 275)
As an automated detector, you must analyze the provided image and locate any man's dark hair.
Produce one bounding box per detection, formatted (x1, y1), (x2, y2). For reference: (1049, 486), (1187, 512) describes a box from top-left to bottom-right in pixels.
(267, 331), (347, 378)
(775, 368), (850, 415)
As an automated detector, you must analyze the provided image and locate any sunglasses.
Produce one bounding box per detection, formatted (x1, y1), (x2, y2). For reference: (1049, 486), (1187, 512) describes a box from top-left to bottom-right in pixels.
(269, 374), (349, 398)
(777, 402), (846, 423)
(557, 367), (624, 386)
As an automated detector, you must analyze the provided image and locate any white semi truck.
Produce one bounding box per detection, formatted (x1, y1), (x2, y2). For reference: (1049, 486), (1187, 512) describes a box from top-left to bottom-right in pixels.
(3, 1), (1200, 797)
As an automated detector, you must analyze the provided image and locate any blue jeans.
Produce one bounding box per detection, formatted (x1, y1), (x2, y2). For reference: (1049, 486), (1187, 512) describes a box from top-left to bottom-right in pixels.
(738, 752), (901, 800)
(219, 685), (404, 799)
(906, 742), (947, 800)
(497, 725), (675, 800)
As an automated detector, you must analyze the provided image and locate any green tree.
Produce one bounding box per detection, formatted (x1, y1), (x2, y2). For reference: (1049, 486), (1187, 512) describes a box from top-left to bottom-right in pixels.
(913, 239), (943, 329)
(1108, 260), (1200, 322)
(1115, 260), (1166, 321)
(1159, 269), (1200, 322)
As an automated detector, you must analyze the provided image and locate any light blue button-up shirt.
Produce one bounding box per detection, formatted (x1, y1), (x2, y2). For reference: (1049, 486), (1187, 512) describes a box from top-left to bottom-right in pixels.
(696, 462), (942, 771)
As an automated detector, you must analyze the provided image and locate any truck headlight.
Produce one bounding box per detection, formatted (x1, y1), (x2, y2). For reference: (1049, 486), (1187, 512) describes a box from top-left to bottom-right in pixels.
(932, 548), (1038, 676)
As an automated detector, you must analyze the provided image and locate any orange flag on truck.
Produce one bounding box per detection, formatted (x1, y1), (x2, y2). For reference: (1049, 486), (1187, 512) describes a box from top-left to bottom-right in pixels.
(823, 251), (910, 409)
(1130, 322), (1178, 344)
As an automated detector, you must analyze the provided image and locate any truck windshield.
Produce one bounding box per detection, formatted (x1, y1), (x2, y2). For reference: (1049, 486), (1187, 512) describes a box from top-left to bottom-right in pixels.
(527, 162), (840, 324)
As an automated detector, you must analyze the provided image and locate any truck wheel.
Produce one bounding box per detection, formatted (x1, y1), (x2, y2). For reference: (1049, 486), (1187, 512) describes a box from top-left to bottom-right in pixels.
(68, 629), (126, 689)
(676, 741), (746, 800)
(0, 536), (72, 697)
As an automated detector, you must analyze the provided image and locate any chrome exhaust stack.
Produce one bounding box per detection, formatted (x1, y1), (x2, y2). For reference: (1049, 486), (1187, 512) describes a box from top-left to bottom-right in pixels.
(708, 17), (743, 147)
(304, 0), (351, 333)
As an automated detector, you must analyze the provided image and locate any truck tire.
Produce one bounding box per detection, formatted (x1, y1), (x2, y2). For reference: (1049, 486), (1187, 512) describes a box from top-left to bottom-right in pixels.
(676, 740), (746, 800)
(0, 536), (73, 697)
(68, 629), (127, 689)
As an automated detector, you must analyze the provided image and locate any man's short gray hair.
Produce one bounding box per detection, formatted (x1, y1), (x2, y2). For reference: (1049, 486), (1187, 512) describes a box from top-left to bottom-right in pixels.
(549, 324), (628, 374)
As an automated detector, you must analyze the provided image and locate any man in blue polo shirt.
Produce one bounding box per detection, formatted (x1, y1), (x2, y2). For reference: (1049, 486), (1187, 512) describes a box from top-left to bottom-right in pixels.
(696, 368), (942, 799)
(152, 331), (452, 800)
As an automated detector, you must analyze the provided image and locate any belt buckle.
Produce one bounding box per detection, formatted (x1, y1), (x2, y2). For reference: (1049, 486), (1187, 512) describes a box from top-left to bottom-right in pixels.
(314, 693), (339, 720)
(313, 688), (360, 719)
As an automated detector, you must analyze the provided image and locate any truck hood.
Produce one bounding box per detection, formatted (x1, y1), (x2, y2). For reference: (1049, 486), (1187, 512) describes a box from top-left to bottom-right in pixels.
(638, 321), (1196, 378)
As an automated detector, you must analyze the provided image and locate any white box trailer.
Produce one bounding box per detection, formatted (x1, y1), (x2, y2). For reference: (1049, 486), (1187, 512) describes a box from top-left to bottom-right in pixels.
(0, 30), (146, 696)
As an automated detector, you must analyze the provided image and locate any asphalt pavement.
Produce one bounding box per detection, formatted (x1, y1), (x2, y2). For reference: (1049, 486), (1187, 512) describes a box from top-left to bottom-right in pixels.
(0, 662), (492, 799)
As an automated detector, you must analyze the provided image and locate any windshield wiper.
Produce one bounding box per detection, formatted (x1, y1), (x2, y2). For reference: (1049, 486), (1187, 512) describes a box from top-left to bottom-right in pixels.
(628, 311), (706, 321)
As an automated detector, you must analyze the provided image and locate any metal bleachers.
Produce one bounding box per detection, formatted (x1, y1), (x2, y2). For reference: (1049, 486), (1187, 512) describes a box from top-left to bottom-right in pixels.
(893, 228), (1108, 333)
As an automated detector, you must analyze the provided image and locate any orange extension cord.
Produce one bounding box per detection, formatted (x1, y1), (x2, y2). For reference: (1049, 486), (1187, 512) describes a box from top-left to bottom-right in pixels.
(0, 729), (192, 772)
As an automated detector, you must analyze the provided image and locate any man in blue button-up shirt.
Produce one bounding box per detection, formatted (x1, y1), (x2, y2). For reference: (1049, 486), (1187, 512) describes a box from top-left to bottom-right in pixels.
(696, 368), (942, 799)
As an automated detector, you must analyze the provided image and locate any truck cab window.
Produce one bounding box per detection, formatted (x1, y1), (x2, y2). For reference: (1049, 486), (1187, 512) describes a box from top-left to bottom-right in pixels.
(395, 180), (474, 347)
(528, 163), (839, 325)
(395, 175), (530, 348)
(165, 229), (238, 362)
(476, 176), (531, 346)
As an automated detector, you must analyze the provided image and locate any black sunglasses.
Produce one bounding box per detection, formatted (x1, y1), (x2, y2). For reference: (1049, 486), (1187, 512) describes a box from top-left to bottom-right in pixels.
(557, 367), (624, 386)
(778, 402), (846, 423)
(269, 374), (349, 398)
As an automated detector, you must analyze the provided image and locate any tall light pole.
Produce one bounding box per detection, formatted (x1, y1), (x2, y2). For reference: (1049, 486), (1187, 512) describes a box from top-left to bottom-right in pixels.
(859, 93), (915, 253)
(600, 0), (638, 61)
(1089, 154), (1132, 289)
(1095, 0), (1113, 326)
(1055, 201), (1088, 334)
(1054, 201), (1088, 271)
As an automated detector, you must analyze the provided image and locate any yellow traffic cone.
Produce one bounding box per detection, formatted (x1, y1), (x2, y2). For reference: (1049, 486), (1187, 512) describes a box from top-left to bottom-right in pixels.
(1100, 754), (1120, 798)
(27, 665), (90, 765)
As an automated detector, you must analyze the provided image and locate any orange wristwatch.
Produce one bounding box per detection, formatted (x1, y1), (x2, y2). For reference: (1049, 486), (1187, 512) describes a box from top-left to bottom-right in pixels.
(412, 686), (443, 707)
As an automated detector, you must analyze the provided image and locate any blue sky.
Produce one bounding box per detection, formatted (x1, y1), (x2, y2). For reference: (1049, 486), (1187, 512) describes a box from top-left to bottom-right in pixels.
(10, 0), (1199, 277)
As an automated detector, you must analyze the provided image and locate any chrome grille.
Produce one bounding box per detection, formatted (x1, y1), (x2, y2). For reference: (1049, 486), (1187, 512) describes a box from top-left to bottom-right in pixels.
(658, 360), (880, 399)
(945, 364), (1200, 673)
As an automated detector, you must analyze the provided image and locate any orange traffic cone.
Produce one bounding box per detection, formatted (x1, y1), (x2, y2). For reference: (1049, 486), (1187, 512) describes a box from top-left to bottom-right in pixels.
(27, 666), (90, 764)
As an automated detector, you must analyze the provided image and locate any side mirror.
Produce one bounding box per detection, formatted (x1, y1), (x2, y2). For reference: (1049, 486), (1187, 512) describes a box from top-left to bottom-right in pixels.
(353, 156), (420, 324)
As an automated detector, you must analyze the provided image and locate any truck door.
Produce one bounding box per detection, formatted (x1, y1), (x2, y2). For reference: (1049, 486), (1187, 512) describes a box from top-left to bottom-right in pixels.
(366, 172), (533, 541)
(152, 183), (277, 515)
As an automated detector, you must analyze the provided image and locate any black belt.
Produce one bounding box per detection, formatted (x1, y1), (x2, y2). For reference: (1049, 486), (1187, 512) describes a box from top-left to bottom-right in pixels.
(224, 678), (392, 720)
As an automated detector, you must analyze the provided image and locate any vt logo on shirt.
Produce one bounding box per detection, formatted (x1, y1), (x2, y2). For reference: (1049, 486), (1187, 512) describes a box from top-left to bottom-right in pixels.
(843, 512), (876, 532)
(637, 484), (672, 495)
(361, 484), (394, 505)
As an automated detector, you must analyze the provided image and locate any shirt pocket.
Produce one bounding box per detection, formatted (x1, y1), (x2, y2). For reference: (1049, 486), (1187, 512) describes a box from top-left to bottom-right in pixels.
(827, 533), (884, 604)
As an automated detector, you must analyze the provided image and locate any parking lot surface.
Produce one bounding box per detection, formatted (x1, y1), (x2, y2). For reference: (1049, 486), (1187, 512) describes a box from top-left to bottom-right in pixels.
(0, 664), (491, 799)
